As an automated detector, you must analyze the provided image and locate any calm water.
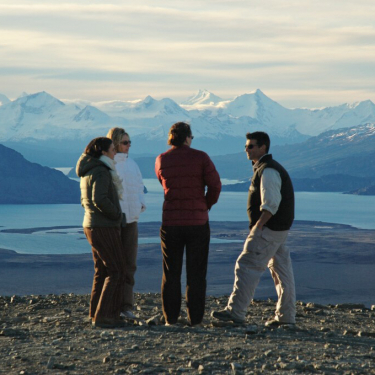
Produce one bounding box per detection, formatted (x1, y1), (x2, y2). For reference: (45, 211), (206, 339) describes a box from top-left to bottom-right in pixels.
(0, 178), (374, 254)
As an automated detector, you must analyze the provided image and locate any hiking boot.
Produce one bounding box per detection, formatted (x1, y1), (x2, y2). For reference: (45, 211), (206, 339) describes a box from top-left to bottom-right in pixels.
(211, 309), (245, 324)
(265, 319), (295, 327)
(92, 318), (127, 328)
(120, 311), (137, 319)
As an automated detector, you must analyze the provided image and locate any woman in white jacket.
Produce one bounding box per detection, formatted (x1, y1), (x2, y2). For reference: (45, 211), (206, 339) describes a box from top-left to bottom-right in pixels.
(107, 127), (146, 319)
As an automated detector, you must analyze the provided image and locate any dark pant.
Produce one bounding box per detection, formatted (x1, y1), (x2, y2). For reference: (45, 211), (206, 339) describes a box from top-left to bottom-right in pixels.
(160, 222), (210, 325)
(84, 227), (126, 321)
(120, 222), (139, 311)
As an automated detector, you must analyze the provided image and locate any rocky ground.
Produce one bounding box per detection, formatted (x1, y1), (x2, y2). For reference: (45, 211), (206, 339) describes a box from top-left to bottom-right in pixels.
(1, 293), (375, 374)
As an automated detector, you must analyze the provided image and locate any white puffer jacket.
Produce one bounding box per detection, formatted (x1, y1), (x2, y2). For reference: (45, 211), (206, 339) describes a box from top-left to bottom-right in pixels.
(114, 153), (146, 223)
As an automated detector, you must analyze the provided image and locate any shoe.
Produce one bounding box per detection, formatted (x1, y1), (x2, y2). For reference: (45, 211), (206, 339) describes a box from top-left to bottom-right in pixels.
(189, 322), (204, 328)
(120, 311), (137, 319)
(92, 318), (127, 328)
(265, 319), (295, 327)
(211, 309), (245, 324)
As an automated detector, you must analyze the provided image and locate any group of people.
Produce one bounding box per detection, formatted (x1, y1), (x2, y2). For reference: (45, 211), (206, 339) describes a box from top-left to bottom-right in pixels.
(76, 122), (296, 328)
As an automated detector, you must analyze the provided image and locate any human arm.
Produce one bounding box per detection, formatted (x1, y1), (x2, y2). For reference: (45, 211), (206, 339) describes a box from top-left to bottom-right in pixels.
(255, 168), (281, 230)
(155, 156), (163, 185)
(92, 170), (122, 220)
(203, 155), (222, 209)
(134, 161), (147, 212)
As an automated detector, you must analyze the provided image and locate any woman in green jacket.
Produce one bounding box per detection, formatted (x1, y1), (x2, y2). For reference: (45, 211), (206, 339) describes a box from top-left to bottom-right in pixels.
(76, 137), (126, 328)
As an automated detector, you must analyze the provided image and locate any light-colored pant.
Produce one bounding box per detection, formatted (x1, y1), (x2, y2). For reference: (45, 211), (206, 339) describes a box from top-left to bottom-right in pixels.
(227, 226), (296, 323)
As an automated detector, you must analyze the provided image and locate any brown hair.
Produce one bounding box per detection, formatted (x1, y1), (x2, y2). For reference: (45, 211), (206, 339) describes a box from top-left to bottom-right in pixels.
(168, 122), (192, 146)
(246, 131), (270, 153)
(106, 127), (129, 152)
(84, 137), (113, 158)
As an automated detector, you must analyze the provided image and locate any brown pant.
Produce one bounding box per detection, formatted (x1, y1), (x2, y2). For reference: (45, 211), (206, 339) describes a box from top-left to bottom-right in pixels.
(84, 227), (126, 321)
(160, 222), (210, 325)
(120, 222), (139, 311)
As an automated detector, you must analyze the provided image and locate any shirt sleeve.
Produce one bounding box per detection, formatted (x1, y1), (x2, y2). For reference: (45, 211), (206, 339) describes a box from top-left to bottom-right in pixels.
(260, 168), (282, 216)
(203, 154), (221, 210)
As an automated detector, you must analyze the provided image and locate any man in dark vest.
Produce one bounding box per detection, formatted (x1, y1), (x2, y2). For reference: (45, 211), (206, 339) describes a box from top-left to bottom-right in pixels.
(212, 131), (296, 326)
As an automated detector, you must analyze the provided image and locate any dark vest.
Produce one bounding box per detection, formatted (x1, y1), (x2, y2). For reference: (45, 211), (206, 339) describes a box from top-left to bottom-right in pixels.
(247, 154), (294, 231)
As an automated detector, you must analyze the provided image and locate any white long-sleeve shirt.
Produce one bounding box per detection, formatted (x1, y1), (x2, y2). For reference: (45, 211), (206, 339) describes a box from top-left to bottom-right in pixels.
(114, 153), (146, 223)
(254, 154), (282, 216)
(260, 168), (282, 215)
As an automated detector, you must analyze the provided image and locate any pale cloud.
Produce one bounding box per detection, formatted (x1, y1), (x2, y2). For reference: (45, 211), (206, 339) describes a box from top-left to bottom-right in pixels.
(0, 1), (374, 107)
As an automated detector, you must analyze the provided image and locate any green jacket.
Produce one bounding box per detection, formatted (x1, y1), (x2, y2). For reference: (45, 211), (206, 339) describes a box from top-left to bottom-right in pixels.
(76, 154), (122, 228)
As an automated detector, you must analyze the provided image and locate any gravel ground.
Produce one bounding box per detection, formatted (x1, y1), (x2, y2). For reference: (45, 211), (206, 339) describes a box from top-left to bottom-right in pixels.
(1, 293), (375, 374)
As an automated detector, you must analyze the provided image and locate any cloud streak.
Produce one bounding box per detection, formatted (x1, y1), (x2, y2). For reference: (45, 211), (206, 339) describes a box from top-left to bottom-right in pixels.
(0, 1), (374, 107)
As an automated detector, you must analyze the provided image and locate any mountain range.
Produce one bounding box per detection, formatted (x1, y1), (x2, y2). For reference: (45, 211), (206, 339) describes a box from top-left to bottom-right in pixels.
(131, 123), (375, 194)
(1, 90), (375, 166)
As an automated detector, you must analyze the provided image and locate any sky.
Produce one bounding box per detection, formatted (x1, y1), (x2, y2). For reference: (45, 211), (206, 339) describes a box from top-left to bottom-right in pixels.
(0, 0), (375, 108)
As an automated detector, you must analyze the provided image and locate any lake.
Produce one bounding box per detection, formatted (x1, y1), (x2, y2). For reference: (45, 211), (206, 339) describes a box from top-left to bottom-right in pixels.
(0, 178), (374, 254)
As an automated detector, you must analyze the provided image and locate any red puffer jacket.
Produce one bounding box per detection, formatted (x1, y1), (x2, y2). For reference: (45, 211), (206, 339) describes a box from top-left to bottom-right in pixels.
(155, 145), (221, 226)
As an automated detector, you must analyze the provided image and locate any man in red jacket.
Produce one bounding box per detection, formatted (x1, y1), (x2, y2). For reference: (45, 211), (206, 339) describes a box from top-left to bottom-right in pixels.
(155, 122), (221, 326)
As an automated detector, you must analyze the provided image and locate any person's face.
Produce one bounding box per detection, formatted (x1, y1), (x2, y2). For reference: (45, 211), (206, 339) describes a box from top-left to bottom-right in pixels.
(102, 142), (116, 160)
(245, 139), (266, 162)
(118, 134), (131, 154)
(184, 134), (194, 147)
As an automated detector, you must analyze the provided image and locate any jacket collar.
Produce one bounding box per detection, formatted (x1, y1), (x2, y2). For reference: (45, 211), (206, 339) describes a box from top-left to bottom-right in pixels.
(253, 154), (272, 171)
(115, 153), (128, 162)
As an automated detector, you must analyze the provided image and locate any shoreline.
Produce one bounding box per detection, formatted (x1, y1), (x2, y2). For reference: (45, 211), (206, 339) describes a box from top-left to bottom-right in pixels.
(1, 220), (374, 308)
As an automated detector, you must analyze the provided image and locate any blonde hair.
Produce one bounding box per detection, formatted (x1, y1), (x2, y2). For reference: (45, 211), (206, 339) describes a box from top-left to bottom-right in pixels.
(106, 127), (129, 152)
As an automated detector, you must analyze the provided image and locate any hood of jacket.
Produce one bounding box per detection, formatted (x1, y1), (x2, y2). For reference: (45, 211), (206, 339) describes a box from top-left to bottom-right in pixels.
(76, 153), (108, 178)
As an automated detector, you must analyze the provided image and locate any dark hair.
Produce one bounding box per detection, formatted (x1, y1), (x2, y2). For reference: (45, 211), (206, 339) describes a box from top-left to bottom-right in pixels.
(84, 137), (113, 158)
(168, 122), (192, 146)
(246, 131), (270, 153)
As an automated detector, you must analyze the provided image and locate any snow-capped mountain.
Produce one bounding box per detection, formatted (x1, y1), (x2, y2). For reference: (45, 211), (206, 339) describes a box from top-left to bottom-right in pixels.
(94, 95), (188, 119)
(1, 89), (375, 166)
(0, 91), (126, 141)
(209, 123), (375, 181)
(181, 89), (375, 138)
(0, 94), (10, 106)
(180, 89), (223, 106)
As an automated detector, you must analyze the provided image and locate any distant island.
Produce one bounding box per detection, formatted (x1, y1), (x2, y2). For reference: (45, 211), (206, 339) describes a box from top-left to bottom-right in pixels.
(222, 174), (375, 195)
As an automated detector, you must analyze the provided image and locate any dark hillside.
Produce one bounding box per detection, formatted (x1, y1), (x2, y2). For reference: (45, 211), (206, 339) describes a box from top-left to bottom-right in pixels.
(0, 144), (80, 204)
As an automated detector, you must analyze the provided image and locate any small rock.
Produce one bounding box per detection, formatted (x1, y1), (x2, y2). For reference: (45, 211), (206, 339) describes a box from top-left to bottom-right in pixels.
(264, 350), (272, 357)
(306, 302), (327, 309)
(188, 360), (199, 369)
(146, 315), (162, 325)
(335, 303), (366, 310)
(10, 295), (21, 304)
(343, 330), (358, 336)
(46, 357), (55, 369)
(103, 356), (110, 363)
(176, 367), (190, 372)
(245, 324), (258, 334)
(358, 331), (375, 338)
(231, 362), (242, 370)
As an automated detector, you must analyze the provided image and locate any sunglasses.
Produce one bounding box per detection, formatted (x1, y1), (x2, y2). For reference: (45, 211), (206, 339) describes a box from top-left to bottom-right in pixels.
(120, 140), (131, 146)
(244, 144), (257, 149)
